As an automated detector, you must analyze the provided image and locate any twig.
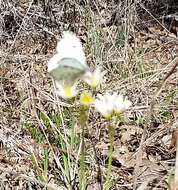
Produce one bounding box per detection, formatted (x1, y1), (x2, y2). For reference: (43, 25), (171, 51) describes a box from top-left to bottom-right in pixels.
(133, 59), (178, 189)
(90, 136), (103, 190)
(150, 59), (178, 120)
(174, 128), (178, 187)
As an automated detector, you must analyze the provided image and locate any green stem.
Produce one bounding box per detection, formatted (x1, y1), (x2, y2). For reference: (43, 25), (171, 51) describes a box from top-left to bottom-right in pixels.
(79, 106), (87, 190)
(104, 124), (115, 190)
(79, 126), (85, 190)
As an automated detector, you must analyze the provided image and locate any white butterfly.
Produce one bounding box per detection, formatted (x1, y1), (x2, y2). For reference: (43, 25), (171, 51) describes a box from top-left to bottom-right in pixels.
(48, 31), (89, 84)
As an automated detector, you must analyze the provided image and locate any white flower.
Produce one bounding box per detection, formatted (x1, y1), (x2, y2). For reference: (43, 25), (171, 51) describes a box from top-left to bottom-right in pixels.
(94, 92), (132, 118)
(55, 81), (78, 99)
(94, 93), (116, 118)
(113, 95), (132, 113)
(83, 67), (106, 88)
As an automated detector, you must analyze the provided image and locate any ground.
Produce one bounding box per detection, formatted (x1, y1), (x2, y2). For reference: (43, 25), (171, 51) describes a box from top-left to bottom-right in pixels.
(0, 1), (178, 190)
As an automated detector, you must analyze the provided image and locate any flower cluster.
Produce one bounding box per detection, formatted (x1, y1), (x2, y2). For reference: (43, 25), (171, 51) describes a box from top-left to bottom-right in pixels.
(48, 31), (132, 118)
(94, 92), (132, 118)
(48, 31), (104, 98)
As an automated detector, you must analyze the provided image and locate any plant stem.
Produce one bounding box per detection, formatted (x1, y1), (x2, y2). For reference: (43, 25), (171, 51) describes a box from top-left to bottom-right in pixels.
(79, 106), (87, 190)
(104, 124), (115, 190)
(79, 127), (85, 190)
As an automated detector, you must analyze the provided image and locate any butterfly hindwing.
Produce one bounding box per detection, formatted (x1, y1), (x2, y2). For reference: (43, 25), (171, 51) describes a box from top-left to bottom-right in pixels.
(49, 58), (88, 81)
(59, 58), (88, 70)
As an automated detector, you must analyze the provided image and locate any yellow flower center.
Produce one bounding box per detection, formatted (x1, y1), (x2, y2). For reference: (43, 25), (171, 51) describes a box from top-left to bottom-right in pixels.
(64, 85), (73, 98)
(80, 92), (94, 106)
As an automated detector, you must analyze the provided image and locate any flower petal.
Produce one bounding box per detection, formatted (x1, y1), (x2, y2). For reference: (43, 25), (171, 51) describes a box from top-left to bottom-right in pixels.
(83, 67), (106, 88)
(93, 92), (132, 118)
(55, 81), (78, 99)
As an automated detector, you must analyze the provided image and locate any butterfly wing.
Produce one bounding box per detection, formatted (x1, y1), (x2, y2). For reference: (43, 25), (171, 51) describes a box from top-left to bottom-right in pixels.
(49, 58), (88, 82)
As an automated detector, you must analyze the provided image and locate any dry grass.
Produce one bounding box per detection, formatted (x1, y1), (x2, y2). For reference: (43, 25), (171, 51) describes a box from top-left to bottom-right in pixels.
(0, 0), (178, 189)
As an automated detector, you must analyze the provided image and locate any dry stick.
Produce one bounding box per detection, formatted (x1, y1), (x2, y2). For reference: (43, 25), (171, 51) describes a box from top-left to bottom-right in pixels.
(91, 139), (103, 190)
(86, 128), (103, 190)
(133, 59), (178, 189)
(175, 128), (178, 186)
(150, 60), (178, 119)
(85, 105), (103, 190)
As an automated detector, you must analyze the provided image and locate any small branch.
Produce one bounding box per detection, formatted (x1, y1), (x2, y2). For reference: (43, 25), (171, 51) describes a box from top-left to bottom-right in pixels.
(174, 128), (178, 186)
(150, 59), (178, 120)
(133, 59), (178, 189)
